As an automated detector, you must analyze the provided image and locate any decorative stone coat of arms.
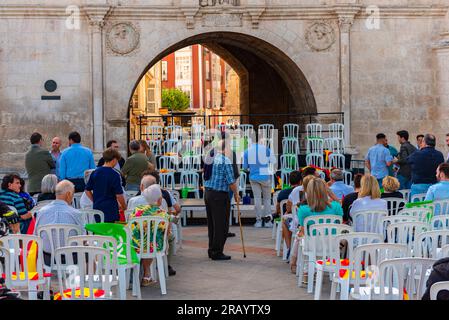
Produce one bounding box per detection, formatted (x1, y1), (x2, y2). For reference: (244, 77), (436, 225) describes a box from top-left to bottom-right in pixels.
(305, 22), (336, 52)
(106, 22), (140, 55)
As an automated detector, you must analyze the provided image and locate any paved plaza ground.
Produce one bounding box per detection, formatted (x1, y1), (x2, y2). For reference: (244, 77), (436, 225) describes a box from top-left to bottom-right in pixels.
(136, 225), (330, 300)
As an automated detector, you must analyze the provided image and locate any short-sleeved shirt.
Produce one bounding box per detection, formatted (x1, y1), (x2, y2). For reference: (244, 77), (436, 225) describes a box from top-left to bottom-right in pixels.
(330, 181), (354, 200)
(297, 201), (343, 230)
(425, 181), (449, 202)
(365, 144), (393, 179)
(204, 153), (236, 192)
(243, 144), (274, 182)
(288, 186), (304, 207)
(86, 167), (124, 222)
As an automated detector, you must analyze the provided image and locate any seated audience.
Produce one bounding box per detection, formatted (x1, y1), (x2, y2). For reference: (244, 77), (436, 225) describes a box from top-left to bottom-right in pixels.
(381, 176), (404, 199)
(425, 163), (449, 202)
(80, 169), (95, 209)
(85, 148), (127, 223)
(329, 169), (354, 200)
(350, 174), (387, 232)
(37, 174), (58, 202)
(19, 178), (35, 211)
(128, 184), (176, 285)
(342, 173), (363, 223)
(34, 180), (85, 266)
(0, 174), (33, 234)
(127, 175), (158, 210)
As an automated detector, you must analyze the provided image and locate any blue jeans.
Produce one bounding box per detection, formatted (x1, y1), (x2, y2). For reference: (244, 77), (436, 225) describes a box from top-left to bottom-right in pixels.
(397, 175), (412, 190)
(410, 183), (432, 201)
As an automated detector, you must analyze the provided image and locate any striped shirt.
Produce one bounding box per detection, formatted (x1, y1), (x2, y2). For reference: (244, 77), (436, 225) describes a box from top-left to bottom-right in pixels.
(34, 200), (85, 253)
(204, 153), (236, 192)
(0, 190), (27, 216)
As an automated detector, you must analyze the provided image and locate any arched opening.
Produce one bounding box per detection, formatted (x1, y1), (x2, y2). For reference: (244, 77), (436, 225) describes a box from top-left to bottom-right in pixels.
(128, 31), (317, 142)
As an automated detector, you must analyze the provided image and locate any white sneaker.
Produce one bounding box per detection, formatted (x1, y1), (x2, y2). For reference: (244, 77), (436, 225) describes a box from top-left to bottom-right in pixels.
(264, 221), (273, 228)
(254, 220), (263, 228)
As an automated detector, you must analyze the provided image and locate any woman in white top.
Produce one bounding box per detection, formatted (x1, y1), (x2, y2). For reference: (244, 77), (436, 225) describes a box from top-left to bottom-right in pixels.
(349, 174), (387, 232)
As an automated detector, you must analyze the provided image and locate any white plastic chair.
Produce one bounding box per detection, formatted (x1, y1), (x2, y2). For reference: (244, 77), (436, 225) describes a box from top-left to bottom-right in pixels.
(275, 199), (289, 257)
(343, 170), (352, 186)
(280, 154), (299, 172)
(430, 281), (449, 300)
(328, 123), (344, 140)
(35, 224), (83, 272)
(415, 230), (449, 259)
(180, 172), (201, 199)
(282, 138), (299, 155)
(350, 243), (409, 300)
(385, 197), (406, 216)
(128, 215), (169, 295)
(181, 155), (201, 172)
(54, 246), (114, 300)
(306, 123), (322, 138)
(238, 171), (247, 195)
(328, 154), (345, 170)
(0, 235), (51, 300)
(411, 193), (427, 203)
(324, 232), (383, 300)
(400, 207), (433, 223)
(308, 223), (352, 297)
(166, 125), (183, 141)
(158, 155), (178, 171)
(324, 138), (344, 155)
(432, 215), (449, 230)
(297, 215), (343, 290)
(386, 221), (429, 256)
(79, 209), (104, 225)
(432, 200), (449, 216)
(191, 124), (206, 140)
(163, 140), (181, 155)
(72, 192), (83, 209)
(351, 210), (388, 233)
(380, 215), (419, 241)
(283, 124), (299, 139)
(160, 172), (175, 190)
(258, 124), (274, 142)
(146, 126), (164, 141)
(376, 258), (435, 300)
(399, 189), (411, 202)
(306, 138), (324, 155)
(149, 140), (162, 157)
(306, 153), (324, 168)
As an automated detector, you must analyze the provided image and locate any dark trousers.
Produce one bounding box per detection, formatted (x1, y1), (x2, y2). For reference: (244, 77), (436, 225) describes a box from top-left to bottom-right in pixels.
(68, 178), (85, 193)
(205, 189), (229, 257)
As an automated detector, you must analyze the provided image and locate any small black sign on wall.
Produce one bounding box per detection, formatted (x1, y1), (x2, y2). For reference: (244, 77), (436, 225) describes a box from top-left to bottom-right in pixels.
(42, 80), (61, 100)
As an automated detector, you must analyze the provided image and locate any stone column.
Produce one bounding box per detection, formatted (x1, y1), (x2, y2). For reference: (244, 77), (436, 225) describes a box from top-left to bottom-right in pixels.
(434, 32), (449, 121)
(84, 6), (111, 152)
(334, 6), (360, 152)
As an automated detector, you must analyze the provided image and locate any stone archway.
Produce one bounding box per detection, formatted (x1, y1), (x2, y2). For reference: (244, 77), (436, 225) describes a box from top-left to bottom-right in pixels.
(120, 31), (317, 143)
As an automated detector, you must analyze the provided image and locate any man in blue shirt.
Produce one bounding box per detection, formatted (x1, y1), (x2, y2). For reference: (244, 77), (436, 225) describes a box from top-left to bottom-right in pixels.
(329, 169), (354, 199)
(85, 148), (127, 223)
(243, 141), (276, 228)
(365, 133), (393, 187)
(59, 132), (96, 192)
(425, 163), (449, 203)
(204, 139), (239, 261)
(407, 134), (445, 199)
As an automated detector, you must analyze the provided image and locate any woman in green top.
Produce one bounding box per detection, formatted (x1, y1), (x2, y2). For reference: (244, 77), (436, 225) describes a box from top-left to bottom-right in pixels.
(297, 178), (343, 236)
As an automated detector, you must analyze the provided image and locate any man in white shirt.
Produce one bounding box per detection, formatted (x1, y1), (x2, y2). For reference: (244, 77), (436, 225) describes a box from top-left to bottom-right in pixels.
(128, 175), (158, 210)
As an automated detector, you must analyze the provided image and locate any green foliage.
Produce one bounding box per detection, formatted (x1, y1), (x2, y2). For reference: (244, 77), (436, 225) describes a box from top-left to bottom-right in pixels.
(161, 88), (190, 112)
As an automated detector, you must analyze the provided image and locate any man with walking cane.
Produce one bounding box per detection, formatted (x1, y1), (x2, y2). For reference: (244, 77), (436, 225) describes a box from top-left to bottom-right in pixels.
(204, 139), (241, 261)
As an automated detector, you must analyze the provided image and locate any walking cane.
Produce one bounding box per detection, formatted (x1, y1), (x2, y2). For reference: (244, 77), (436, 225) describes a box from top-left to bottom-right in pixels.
(236, 201), (247, 258)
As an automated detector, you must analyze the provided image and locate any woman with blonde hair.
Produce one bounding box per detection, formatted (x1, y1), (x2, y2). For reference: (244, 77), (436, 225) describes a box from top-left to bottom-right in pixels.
(297, 178), (343, 237)
(381, 176), (403, 199)
(349, 174), (387, 231)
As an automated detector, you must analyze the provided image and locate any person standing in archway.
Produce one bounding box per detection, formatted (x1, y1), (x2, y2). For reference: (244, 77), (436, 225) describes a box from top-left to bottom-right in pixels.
(204, 139), (240, 261)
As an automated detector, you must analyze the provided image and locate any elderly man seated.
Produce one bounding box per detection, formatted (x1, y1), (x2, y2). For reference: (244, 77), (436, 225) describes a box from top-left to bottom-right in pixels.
(127, 184), (176, 286)
(127, 175), (158, 211)
(426, 163), (449, 204)
(329, 169), (354, 200)
(34, 180), (85, 266)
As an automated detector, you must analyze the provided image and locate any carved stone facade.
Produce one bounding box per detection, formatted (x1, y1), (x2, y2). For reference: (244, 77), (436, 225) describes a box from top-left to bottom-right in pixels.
(0, 0), (448, 172)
